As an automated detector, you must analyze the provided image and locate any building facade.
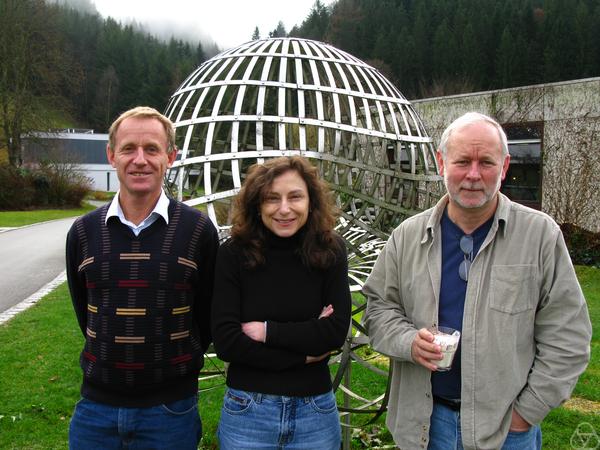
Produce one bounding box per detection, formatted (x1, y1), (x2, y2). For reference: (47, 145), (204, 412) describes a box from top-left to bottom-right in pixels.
(22, 131), (117, 192)
(412, 77), (600, 232)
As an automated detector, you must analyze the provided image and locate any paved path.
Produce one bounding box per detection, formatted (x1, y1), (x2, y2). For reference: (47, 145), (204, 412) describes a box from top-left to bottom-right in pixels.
(0, 217), (77, 315)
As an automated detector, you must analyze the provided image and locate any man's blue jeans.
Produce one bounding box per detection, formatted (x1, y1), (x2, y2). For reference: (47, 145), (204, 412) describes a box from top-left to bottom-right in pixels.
(218, 388), (341, 449)
(69, 395), (201, 450)
(428, 401), (542, 450)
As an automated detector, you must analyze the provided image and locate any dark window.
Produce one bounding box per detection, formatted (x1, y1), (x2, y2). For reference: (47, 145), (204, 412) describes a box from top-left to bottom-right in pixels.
(502, 139), (541, 209)
(500, 123), (542, 210)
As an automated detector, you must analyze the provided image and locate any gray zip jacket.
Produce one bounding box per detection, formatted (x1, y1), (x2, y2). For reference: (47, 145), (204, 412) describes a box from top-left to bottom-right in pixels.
(363, 193), (591, 450)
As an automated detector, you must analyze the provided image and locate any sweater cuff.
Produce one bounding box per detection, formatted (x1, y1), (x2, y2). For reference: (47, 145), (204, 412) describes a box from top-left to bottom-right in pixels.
(265, 320), (277, 346)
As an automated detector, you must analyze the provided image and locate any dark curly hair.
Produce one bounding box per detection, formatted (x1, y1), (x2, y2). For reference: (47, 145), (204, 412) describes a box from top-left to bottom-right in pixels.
(231, 156), (342, 269)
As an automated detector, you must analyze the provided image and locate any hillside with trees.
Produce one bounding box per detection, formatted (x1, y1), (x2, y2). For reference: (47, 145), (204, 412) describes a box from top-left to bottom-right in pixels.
(2, 0), (600, 168)
(0, 0), (205, 167)
(290, 0), (600, 99)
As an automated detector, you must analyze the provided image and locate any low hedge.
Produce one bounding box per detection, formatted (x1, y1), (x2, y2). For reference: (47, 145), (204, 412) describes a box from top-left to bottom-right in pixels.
(0, 163), (91, 210)
(561, 223), (600, 268)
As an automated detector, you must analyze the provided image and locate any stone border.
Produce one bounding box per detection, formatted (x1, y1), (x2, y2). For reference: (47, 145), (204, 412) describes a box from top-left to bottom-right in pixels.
(0, 270), (67, 325)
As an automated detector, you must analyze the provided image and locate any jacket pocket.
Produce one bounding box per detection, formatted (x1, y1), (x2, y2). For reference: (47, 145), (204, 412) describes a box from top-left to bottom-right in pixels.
(490, 265), (537, 314)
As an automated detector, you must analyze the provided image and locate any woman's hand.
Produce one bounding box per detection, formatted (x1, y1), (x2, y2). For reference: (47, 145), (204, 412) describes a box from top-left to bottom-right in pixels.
(304, 305), (335, 363)
(319, 304), (334, 319)
(241, 321), (266, 343)
(306, 352), (330, 364)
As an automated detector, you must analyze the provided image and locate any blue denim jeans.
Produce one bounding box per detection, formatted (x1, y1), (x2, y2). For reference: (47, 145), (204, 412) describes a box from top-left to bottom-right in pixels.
(69, 395), (201, 450)
(428, 402), (542, 450)
(218, 388), (341, 450)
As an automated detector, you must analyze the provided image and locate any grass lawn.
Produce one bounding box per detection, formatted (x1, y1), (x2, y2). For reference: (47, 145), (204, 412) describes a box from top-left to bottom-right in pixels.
(0, 267), (598, 449)
(0, 203), (96, 227)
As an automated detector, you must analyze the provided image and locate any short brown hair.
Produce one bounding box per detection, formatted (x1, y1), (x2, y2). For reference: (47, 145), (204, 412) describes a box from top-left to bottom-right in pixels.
(108, 106), (176, 154)
(231, 156), (341, 269)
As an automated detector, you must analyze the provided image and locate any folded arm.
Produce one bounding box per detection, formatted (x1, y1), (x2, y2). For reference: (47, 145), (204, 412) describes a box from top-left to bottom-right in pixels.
(261, 248), (352, 356)
(211, 245), (307, 371)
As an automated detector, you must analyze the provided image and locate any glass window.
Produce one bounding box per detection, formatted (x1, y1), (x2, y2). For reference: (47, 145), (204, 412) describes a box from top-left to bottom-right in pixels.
(501, 139), (541, 210)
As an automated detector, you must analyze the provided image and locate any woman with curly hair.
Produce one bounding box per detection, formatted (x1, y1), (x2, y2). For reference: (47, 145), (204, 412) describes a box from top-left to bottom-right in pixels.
(212, 156), (351, 449)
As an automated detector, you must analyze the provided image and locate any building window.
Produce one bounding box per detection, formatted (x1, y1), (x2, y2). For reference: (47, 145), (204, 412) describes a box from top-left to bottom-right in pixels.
(502, 139), (541, 209)
(501, 123), (542, 210)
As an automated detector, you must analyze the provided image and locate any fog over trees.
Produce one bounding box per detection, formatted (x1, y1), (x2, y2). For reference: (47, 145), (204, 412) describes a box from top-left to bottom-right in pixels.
(2, 0), (599, 167)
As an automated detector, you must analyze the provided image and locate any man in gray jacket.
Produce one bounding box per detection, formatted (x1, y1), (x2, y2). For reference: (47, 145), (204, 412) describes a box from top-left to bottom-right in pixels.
(363, 112), (591, 450)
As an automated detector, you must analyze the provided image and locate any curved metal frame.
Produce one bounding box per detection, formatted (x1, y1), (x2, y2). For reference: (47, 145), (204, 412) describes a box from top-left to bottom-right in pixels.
(165, 37), (442, 427)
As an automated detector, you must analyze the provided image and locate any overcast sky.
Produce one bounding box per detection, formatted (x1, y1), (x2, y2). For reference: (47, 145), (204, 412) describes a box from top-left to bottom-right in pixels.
(92, 0), (332, 50)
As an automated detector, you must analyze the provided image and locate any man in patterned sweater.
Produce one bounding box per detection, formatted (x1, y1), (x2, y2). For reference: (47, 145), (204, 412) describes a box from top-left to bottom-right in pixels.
(66, 106), (219, 449)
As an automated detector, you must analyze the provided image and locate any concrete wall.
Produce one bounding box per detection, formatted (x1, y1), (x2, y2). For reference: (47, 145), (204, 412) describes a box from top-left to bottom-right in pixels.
(412, 77), (600, 232)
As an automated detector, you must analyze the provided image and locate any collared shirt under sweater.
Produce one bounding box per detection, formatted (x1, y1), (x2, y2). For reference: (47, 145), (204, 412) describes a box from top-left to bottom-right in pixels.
(66, 199), (219, 407)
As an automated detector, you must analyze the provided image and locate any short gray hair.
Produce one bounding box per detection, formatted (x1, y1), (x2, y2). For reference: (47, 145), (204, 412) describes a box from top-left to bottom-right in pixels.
(438, 112), (508, 158)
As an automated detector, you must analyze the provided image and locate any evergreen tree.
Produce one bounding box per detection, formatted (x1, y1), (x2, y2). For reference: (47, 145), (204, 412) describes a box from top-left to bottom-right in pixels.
(431, 19), (457, 82)
(590, 2), (600, 76)
(393, 29), (419, 98)
(290, 0), (330, 41)
(495, 26), (514, 87)
(573, 0), (592, 77)
(412, 1), (431, 95)
(461, 23), (486, 89)
(269, 21), (287, 38)
(5, 0), (600, 136)
(327, 0), (364, 56)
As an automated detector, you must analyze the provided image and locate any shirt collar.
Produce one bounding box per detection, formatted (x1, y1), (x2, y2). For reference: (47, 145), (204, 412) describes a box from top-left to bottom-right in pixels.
(424, 192), (508, 243)
(105, 190), (170, 226)
(423, 194), (450, 243)
(495, 192), (510, 237)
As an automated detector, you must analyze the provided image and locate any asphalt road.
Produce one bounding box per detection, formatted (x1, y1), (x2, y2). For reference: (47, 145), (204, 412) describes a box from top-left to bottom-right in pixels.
(0, 217), (77, 314)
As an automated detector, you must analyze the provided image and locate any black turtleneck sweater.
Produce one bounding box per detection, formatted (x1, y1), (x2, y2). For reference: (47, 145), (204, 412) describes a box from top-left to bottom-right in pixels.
(211, 230), (351, 396)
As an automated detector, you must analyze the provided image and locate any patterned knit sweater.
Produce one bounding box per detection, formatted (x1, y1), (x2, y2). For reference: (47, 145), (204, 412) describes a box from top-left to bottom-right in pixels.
(66, 200), (218, 407)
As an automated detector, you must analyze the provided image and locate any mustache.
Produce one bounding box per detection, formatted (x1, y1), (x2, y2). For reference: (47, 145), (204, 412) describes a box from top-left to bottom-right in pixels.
(460, 183), (484, 190)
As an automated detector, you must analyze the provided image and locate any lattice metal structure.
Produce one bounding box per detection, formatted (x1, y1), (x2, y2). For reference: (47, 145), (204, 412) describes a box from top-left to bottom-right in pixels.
(164, 37), (442, 427)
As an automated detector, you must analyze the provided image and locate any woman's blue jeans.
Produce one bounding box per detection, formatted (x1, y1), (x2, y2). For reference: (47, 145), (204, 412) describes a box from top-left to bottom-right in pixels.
(218, 388), (341, 450)
(428, 401), (542, 450)
(68, 395), (201, 450)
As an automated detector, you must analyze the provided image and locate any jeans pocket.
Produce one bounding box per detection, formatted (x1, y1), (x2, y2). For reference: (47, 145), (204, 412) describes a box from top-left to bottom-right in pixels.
(309, 391), (338, 414)
(504, 425), (542, 450)
(222, 388), (253, 415)
(161, 395), (198, 415)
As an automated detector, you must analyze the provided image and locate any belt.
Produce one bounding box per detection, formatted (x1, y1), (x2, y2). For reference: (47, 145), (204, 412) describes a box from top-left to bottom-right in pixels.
(433, 395), (461, 411)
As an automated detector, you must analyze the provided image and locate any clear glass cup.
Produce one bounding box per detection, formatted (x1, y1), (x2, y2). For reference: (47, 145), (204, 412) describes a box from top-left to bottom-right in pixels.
(432, 326), (460, 371)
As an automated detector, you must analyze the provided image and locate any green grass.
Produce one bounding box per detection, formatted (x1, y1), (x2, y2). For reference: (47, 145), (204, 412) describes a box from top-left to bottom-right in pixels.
(535, 265), (598, 449)
(0, 284), (82, 449)
(0, 284), (227, 450)
(0, 203), (95, 227)
(0, 267), (598, 449)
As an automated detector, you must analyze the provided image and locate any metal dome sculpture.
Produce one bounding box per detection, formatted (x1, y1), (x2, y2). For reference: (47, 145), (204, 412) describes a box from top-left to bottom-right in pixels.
(164, 37), (442, 428)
